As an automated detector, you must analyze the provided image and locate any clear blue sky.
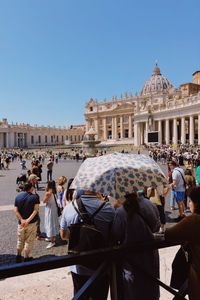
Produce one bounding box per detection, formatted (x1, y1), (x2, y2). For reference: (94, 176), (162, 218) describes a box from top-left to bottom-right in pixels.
(0, 0), (199, 127)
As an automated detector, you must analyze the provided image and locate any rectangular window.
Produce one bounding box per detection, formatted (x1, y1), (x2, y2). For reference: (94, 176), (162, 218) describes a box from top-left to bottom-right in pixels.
(45, 135), (47, 143)
(38, 136), (41, 143)
(31, 136), (34, 144)
(56, 136), (59, 142)
(51, 136), (53, 143)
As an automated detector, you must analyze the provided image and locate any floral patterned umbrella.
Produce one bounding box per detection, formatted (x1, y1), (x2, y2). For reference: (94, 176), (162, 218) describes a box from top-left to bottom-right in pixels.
(71, 153), (168, 201)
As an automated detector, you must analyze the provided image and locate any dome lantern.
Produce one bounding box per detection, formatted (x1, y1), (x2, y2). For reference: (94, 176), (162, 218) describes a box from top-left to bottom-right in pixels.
(152, 63), (161, 76)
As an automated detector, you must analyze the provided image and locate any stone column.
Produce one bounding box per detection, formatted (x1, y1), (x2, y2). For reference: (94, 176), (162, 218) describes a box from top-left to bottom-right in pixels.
(6, 132), (10, 148)
(181, 117), (186, 144)
(14, 132), (17, 147)
(189, 115), (194, 145)
(134, 123), (139, 146)
(198, 115), (200, 145)
(24, 133), (27, 147)
(120, 116), (123, 139)
(145, 121), (149, 143)
(165, 119), (170, 144)
(103, 118), (107, 140)
(128, 115), (133, 138)
(173, 118), (178, 145)
(94, 119), (99, 138)
(8, 132), (14, 148)
(26, 131), (31, 147)
(158, 120), (162, 144)
(111, 118), (115, 139)
(140, 123), (144, 145)
(114, 117), (117, 139)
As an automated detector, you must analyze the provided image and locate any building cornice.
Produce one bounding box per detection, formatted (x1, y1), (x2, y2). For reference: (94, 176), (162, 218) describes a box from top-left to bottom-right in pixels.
(134, 99), (200, 122)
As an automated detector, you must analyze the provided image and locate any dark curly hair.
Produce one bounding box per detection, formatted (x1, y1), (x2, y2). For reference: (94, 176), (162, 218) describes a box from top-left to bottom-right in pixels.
(123, 192), (140, 218)
(189, 187), (200, 214)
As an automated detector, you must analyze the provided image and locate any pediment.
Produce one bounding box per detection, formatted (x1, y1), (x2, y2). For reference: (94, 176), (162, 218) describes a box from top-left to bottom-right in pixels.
(112, 102), (135, 112)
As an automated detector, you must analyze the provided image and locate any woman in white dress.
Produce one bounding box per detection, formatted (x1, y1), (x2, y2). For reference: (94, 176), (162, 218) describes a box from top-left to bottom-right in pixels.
(43, 180), (60, 249)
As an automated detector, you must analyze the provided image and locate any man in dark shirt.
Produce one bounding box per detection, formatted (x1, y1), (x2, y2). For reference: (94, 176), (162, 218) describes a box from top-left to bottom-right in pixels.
(14, 182), (40, 262)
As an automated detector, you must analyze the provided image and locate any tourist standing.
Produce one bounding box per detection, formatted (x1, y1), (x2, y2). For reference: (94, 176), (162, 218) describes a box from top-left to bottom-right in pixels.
(195, 160), (200, 185)
(170, 161), (186, 221)
(168, 162), (176, 210)
(57, 176), (67, 208)
(62, 177), (74, 206)
(60, 190), (115, 300)
(43, 180), (59, 249)
(14, 182), (40, 262)
(147, 185), (170, 233)
(47, 158), (54, 182)
(184, 169), (196, 208)
(5, 156), (10, 169)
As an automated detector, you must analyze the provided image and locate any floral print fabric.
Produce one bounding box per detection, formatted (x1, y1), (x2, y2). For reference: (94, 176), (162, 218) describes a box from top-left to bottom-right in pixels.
(71, 153), (167, 200)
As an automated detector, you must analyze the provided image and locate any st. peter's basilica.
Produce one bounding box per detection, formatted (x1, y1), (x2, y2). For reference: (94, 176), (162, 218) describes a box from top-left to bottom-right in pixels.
(1, 64), (200, 148)
(85, 64), (200, 146)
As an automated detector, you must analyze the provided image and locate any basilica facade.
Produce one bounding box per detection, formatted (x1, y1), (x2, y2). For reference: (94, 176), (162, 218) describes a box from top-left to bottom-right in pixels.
(85, 65), (200, 146)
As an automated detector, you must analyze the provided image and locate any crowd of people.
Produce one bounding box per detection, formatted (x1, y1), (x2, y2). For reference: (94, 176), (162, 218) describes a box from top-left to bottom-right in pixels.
(5, 144), (200, 300)
(14, 153), (75, 250)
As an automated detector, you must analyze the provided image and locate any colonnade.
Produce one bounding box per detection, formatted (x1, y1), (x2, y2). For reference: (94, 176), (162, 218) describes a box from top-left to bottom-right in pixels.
(134, 114), (200, 146)
(0, 132), (28, 148)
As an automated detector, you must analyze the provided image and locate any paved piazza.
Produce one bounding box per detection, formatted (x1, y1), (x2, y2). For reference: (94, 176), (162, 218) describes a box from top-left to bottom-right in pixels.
(0, 155), (184, 299)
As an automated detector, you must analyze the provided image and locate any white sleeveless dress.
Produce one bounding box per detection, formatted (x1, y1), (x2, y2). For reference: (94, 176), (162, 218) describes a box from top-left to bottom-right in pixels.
(44, 193), (60, 238)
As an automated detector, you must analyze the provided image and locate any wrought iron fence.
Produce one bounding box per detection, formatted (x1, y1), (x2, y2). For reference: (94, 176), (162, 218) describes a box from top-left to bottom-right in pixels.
(0, 239), (187, 300)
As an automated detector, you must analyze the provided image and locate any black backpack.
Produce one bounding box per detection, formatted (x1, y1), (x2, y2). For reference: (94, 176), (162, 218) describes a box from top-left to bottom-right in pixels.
(68, 198), (106, 268)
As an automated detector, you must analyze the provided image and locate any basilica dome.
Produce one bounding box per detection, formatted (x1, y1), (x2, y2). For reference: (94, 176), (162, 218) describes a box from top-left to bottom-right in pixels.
(141, 64), (173, 96)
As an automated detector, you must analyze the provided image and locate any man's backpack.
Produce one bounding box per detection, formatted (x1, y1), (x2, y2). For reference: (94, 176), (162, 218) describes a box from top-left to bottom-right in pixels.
(68, 198), (106, 268)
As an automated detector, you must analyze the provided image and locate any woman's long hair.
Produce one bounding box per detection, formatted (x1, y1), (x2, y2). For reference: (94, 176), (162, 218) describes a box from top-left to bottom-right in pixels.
(46, 180), (57, 194)
(189, 187), (200, 214)
(66, 178), (74, 201)
(123, 192), (140, 218)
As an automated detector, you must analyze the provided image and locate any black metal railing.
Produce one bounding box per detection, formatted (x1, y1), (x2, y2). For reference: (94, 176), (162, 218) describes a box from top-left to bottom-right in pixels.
(0, 239), (187, 300)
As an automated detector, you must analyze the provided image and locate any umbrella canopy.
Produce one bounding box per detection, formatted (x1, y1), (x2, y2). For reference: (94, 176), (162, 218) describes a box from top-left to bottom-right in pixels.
(71, 153), (168, 200)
